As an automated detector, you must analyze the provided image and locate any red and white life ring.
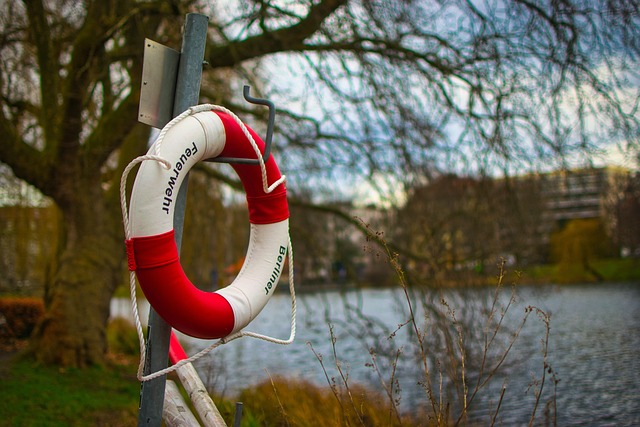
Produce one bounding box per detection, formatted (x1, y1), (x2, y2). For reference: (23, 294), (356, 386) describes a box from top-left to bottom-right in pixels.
(125, 110), (289, 339)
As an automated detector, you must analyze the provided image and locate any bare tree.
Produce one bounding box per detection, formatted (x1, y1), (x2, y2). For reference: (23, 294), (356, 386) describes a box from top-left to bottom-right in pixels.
(0, 0), (184, 366)
(0, 0), (637, 367)
(395, 174), (499, 285)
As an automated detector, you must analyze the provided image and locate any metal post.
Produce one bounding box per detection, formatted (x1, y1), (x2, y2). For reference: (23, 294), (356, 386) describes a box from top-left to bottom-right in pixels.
(138, 13), (209, 426)
(233, 402), (244, 427)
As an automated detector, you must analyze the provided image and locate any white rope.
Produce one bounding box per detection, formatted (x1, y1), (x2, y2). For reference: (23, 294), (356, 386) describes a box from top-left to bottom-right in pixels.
(119, 154), (172, 380)
(119, 105), (296, 382)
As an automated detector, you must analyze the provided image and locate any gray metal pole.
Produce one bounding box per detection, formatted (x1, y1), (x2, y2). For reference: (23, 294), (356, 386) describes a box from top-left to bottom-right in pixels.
(137, 13), (209, 426)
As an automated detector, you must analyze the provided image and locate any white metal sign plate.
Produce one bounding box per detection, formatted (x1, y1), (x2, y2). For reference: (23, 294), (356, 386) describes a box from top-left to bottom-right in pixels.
(138, 39), (179, 128)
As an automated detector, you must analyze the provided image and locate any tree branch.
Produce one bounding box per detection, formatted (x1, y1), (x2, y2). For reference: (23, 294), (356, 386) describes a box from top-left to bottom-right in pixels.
(22, 0), (59, 144)
(83, 91), (141, 170)
(207, 0), (348, 67)
(82, 2), (166, 171)
(57, 9), (109, 153)
(0, 112), (49, 194)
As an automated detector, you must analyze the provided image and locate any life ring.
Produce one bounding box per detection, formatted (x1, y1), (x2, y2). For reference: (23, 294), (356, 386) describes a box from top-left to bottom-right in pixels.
(125, 110), (289, 339)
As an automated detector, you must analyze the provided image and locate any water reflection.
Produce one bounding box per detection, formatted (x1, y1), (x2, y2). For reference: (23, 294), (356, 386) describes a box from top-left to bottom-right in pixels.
(111, 282), (640, 425)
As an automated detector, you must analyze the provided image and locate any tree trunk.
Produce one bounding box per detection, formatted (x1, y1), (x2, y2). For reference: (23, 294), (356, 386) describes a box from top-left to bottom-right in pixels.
(31, 181), (124, 367)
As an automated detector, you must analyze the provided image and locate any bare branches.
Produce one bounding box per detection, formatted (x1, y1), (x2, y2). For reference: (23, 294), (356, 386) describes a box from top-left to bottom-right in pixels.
(2, 0), (637, 199)
(207, 0), (348, 67)
(22, 0), (59, 143)
(0, 111), (49, 193)
(0, 0), (179, 202)
(240, 0), (639, 180)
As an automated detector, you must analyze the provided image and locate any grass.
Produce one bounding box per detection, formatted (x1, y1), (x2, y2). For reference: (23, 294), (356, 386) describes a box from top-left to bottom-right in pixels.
(0, 352), (422, 427)
(522, 258), (640, 284)
(591, 258), (640, 281)
(0, 354), (140, 427)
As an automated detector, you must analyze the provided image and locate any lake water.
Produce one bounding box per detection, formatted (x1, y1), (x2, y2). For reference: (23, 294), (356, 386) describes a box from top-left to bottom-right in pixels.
(112, 282), (640, 426)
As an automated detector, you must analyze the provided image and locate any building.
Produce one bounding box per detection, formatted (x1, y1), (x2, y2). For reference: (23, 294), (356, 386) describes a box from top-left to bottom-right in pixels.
(511, 166), (636, 261)
(541, 167), (613, 224)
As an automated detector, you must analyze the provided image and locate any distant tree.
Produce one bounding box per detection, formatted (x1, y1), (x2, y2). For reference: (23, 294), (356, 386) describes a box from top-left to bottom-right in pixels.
(289, 200), (335, 284)
(0, 193), (59, 295)
(0, 0), (637, 366)
(550, 218), (613, 281)
(180, 171), (250, 291)
(492, 174), (547, 265)
(396, 174), (499, 284)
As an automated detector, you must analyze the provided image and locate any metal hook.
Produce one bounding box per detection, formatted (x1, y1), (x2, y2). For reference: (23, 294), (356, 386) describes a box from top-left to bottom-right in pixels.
(209, 85), (275, 164)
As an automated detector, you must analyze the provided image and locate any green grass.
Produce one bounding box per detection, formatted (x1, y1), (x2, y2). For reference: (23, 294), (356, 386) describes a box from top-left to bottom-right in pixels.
(591, 258), (640, 281)
(521, 258), (640, 284)
(0, 355), (140, 427)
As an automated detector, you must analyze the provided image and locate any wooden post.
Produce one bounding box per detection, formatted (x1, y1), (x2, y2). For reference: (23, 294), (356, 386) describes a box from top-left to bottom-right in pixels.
(175, 363), (227, 426)
(163, 380), (201, 427)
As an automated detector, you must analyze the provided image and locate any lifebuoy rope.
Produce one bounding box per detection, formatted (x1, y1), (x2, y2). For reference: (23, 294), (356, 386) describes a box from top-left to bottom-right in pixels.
(119, 105), (296, 382)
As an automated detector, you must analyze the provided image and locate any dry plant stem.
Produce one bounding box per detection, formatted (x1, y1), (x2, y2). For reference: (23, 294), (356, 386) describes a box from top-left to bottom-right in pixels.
(307, 341), (348, 421)
(389, 349), (403, 423)
(478, 262), (511, 382)
(328, 324), (366, 426)
(440, 298), (468, 422)
(528, 307), (553, 427)
(266, 369), (290, 427)
(358, 217), (453, 423)
(489, 384), (507, 427)
(365, 222), (440, 417)
(551, 373), (559, 426)
(438, 367), (446, 425)
(454, 263), (529, 426)
(367, 348), (403, 425)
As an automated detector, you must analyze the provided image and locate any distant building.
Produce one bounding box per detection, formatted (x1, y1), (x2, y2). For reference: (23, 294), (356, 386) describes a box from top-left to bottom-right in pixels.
(397, 166), (638, 272)
(541, 167), (617, 224)
(507, 166), (636, 260)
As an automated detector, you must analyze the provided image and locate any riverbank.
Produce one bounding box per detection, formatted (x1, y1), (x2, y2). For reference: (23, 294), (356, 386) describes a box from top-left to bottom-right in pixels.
(290, 257), (640, 291)
(107, 258), (640, 298)
(4, 280), (639, 425)
(0, 350), (419, 426)
(519, 257), (640, 285)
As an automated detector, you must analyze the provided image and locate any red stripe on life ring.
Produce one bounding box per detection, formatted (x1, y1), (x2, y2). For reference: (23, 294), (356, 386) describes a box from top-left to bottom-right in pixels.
(169, 331), (189, 365)
(215, 111), (289, 224)
(130, 230), (235, 339)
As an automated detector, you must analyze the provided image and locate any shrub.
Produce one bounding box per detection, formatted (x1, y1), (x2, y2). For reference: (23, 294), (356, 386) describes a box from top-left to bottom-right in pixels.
(549, 218), (616, 282)
(107, 317), (140, 356)
(0, 297), (44, 340)
(238, 376), (418, 427)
